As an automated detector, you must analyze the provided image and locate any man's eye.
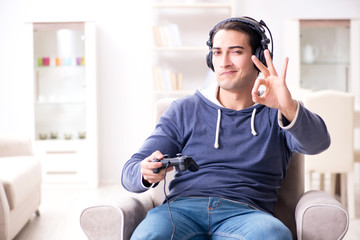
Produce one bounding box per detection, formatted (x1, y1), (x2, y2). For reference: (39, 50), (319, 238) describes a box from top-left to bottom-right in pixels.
(232, 50), (242, 55)
(212, 51), (220, 55)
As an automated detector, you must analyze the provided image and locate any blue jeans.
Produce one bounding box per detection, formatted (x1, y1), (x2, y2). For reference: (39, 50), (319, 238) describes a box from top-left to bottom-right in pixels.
(131, 197), (293, 240)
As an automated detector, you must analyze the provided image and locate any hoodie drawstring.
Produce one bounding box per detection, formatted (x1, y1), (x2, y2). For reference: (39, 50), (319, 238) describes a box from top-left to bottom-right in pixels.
(214, 109), (221, 149)
(251, 108), (257, 136)
(214, 107), (257, 149)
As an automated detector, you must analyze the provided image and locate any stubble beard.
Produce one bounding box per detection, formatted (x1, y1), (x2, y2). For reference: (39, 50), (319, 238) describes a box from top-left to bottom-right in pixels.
(217, 70), (256, 94)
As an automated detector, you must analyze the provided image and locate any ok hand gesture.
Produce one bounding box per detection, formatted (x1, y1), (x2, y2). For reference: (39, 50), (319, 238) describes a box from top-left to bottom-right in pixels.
(251, 49), (298, 122)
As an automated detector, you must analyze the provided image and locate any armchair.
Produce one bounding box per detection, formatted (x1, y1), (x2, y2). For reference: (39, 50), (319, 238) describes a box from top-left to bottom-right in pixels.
(80, 98), (349, 240)
(304, 90), (356, 219)
(0, 135), (41, 240)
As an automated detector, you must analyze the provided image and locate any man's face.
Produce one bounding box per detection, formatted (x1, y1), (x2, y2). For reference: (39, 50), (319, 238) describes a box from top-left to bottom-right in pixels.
(211, 29), (258, 92)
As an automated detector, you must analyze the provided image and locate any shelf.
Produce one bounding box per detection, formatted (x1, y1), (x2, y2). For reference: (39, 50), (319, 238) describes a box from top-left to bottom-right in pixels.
(35, 65), (84, 69)
(35, 101), (86, 105)
(153, 46), (208, 51)
(301, 61), (350, 66)
(152, 2), (233, 9)
(32, 21), (98, 187)
(151, 0), (234, 105)
(300, 19), (350, 28)
(35, 139), (87, 144)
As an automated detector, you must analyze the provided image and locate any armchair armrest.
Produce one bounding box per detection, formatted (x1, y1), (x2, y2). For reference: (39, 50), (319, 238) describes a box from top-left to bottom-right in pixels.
(0, 179), (10, 240)
(80, 191), (154, 240)
(295, 190), (349, 240)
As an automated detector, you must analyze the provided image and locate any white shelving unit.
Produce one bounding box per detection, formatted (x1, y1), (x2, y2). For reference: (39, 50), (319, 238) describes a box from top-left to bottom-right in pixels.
(285, 18), (360, 154)
(29, 22), (98, 187)
(286, 19), (360, 107)
(151, 0), (235, 102)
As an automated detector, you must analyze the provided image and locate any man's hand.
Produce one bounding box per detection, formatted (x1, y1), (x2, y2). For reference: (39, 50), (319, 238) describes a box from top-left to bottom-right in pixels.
(140, 150), (174, 185)
(251, 49), (298, 122)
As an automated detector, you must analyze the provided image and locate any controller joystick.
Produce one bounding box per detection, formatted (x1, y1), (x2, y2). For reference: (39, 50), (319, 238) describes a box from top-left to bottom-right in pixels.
(151, 154), (199, 174)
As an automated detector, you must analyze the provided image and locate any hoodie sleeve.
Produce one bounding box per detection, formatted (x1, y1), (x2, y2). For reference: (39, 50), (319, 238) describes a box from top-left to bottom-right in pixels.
(121, 101), (184, 193)
(279, 101), (331, 155)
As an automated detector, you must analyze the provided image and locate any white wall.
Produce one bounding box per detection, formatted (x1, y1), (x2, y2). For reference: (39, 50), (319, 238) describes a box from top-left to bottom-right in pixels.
(0, 0), (154, 184)
(0, 0), (359, 185)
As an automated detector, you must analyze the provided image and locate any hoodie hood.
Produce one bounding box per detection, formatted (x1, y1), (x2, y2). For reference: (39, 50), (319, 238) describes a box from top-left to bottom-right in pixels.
(198, 85), (262, 149)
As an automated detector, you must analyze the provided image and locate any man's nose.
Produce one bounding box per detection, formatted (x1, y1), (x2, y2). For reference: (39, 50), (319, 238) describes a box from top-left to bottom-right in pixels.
(220, 53), (232, 68)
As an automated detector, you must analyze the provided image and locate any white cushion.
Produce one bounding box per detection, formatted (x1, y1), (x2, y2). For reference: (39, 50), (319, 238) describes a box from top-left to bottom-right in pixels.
(0, 156), (41, 210)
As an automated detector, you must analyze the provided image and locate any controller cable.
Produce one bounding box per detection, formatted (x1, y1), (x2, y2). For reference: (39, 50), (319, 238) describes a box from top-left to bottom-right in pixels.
(163, 162), (176, 240)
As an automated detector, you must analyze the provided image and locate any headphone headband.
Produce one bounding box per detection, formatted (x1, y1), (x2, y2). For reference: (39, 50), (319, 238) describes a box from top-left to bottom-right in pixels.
(206, 17), (274, 71)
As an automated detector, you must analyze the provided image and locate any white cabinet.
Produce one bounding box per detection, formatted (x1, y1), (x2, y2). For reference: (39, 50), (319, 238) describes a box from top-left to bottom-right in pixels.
(286, 19), (360, 107)
(35, 140), (89, 184)
(151, 0), (235, 101)
(285, 18), (360, 152)
(30, 22), (98, 187)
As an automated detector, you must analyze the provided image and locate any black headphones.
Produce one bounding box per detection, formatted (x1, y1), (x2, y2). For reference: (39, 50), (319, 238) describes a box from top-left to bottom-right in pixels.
(206, 17), (274, 71)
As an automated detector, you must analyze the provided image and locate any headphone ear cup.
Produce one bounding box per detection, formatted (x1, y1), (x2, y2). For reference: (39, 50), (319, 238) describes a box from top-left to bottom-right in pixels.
(206, 51), (214, 71)
(255, 47), (274, 70)
(255, 47), (266, 67)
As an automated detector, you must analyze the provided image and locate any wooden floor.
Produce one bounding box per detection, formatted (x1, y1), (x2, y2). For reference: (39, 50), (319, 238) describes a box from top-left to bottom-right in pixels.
(14, 182), (360, 240)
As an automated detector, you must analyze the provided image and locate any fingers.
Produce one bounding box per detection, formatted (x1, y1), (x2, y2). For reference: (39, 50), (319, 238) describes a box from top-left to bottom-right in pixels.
(141, 151), (163, 173)
(149, 150), (163, 161)
(252, 51), (291, 110)
(252, 78), (267, 104)
(251, 49), (276, 77)
(280, 57), (289, 83)
(252, 50), (289, 87)
(141, 151), (173, 184)
(251, 55), (268, 76)
(264, 50), (277, 76)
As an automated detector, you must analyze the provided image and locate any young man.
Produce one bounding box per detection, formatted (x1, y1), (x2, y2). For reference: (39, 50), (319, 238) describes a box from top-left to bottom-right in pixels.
(122, 17), (330, 240)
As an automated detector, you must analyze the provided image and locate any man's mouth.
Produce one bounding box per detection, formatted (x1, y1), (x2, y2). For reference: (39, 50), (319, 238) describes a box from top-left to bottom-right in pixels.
(220, 70), (237, 76)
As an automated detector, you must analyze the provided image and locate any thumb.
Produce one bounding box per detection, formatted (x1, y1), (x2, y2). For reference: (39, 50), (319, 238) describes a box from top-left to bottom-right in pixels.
(252, 78), (266, 103)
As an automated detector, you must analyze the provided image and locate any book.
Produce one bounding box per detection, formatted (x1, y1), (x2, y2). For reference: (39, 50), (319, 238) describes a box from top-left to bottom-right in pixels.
(153, 66), (183, 91)
(152, 24), (182, 47)
(152, 26), (163, 47)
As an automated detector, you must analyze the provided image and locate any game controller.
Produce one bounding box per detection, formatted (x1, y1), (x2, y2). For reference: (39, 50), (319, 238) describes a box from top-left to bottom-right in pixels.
(151, 153), (199, 174)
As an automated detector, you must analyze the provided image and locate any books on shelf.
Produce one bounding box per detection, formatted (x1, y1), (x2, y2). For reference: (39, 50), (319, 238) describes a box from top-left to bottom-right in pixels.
(153, 24), (182, 47)
(153, 66), (183, 91)
(36, 57), (85, 67)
